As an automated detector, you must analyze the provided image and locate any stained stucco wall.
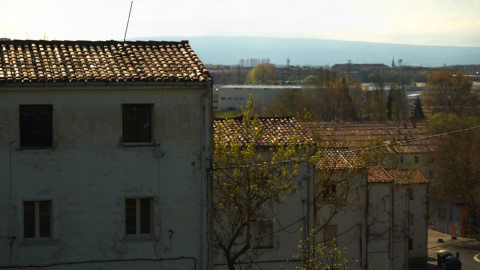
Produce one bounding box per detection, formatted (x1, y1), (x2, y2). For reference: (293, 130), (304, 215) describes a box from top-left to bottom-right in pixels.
(409, 183), (429, 266)
(0, 84), (212, 270)
(212, 154), (312, 270)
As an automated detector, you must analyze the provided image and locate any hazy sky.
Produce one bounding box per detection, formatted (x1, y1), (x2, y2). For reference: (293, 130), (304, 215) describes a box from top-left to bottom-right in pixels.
(1, 0), (479, 47)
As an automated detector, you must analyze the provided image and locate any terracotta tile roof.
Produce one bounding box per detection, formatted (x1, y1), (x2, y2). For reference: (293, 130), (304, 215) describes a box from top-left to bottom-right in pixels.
(368, 163), (394, 183)
(388, 169), (429, 185)
(316, 148), (365, 170)
(0, 39), (211, 84)
(213, 116), (313, 148)
(312, 121), (436, 154)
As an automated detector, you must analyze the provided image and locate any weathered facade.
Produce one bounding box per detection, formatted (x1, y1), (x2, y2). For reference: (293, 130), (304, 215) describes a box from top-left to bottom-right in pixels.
(212, 118), (429, 270)
(212, 116), (315, 270)
(0, 39), (213, 269)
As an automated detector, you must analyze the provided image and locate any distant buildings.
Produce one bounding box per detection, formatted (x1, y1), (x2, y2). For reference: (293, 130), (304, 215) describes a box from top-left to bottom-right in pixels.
(238, 58), (270, 68)
(213, 85), (304, 110)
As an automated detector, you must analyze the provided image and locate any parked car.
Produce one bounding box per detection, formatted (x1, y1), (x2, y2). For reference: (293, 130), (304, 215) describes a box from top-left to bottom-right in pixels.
(437, 251), (452, 267)
(437, 250), (461, 269)
(444, 255), (461, 270)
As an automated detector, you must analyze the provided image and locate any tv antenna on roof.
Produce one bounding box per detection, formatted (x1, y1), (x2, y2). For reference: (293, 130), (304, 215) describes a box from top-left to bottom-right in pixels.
(123, 1), (134, 42)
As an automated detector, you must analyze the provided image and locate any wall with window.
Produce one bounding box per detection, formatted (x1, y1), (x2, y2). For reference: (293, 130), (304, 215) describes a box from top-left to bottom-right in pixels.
(0, 84), (212, 269)
(313, 170), (365, 267)
(366, 182), (396, 270)
(212, 151), (313, 270)
(408, 183), (429, 266)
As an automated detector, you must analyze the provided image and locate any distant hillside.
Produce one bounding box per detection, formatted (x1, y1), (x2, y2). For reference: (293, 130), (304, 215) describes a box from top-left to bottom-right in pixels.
(132, 36), (480, 67)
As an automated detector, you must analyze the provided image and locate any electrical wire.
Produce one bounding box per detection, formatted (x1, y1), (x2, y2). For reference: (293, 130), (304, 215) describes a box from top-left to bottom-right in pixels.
(267, 202), (305, 234)
(0, 257), (196, 269)
(213, 125), (480, 170)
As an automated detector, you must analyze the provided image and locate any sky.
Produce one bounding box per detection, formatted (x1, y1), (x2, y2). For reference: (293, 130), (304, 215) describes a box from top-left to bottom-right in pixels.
(1, 0), (480, 47)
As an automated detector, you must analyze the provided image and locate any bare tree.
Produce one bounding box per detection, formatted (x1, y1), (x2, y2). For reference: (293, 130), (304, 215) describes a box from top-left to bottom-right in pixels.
(426, 113), (480, 236)
(423, 69), (480, 115)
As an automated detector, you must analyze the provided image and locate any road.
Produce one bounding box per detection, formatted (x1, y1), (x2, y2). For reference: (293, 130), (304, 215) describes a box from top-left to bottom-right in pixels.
(411, 229), (480, 270)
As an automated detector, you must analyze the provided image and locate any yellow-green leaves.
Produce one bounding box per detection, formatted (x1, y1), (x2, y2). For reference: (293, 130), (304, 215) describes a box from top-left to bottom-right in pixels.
(213, 97), (307, 270)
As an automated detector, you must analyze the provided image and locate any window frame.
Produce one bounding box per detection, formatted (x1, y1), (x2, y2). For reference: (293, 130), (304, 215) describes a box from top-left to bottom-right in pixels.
(23, 200), (53, 242)
(323, 183), (337, 201)
(19, 104), (53, 149)
(125, 197), (154, 239)
(122, 104), (154, 146)
(253, 219), (274, 249)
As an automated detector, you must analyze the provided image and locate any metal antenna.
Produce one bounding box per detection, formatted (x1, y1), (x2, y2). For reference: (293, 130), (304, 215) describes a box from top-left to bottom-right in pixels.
(123, 1), (133, 42)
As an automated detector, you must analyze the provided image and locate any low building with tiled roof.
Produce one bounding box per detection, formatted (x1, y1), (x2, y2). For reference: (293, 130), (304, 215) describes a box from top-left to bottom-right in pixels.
(213, 116), (314, 148)
(0, 39), (212, 270)
(313, 120), (437, 185)
(368, 162), (394, 183)
(212, 114), (429, 270)
(316, 148), (365, 170)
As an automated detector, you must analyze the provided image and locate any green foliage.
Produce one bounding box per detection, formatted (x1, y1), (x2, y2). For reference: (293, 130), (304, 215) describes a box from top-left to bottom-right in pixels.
(412, 97), (425, 120)
(426, 113), (480, 236)
(287, 230), (353, 270)
(426, 113), (478, 133)
(303, 75), (322, 85)
(213, 98), (313, 270)
(214, 109), (241, 118)
(245, 63), (280, 85)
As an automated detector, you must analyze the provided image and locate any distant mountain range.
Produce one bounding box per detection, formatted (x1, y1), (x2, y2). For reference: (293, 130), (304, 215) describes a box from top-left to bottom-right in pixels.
(132, 36), (480, 67)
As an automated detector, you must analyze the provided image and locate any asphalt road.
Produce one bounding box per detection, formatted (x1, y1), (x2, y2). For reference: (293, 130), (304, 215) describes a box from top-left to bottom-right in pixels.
(411, 229), (480, 270)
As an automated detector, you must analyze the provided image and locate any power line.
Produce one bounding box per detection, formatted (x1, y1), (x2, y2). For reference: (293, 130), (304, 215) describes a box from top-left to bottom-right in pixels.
(214, 125), (480, 170)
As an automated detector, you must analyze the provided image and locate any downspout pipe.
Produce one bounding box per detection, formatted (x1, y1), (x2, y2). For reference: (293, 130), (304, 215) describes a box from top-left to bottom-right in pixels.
(390, 186), (394, 270)
(201, 82), (213, 270)
(405, 190), (410, 270)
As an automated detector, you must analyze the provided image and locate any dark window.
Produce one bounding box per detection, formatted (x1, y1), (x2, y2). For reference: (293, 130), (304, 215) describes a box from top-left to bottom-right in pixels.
(24, 201), (36, 238)
(125, 198), (152, 236)
(409, 237), (413, 250)
(20, 105), (53, 148)
(23, 200), (52, 239)
(414, 156), (419, 163)
(254, 219), (274, 248)
(123, 104), (152, 143)
(323, 184), (337, 200)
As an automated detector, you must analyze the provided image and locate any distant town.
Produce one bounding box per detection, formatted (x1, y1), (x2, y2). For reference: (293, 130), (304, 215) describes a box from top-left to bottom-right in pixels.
(209, 61), (480, 118)
(1, 38), (479, 270)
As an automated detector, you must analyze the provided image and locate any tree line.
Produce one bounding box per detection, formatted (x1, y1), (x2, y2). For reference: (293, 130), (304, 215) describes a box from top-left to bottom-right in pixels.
(211, 63), (433, 86)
